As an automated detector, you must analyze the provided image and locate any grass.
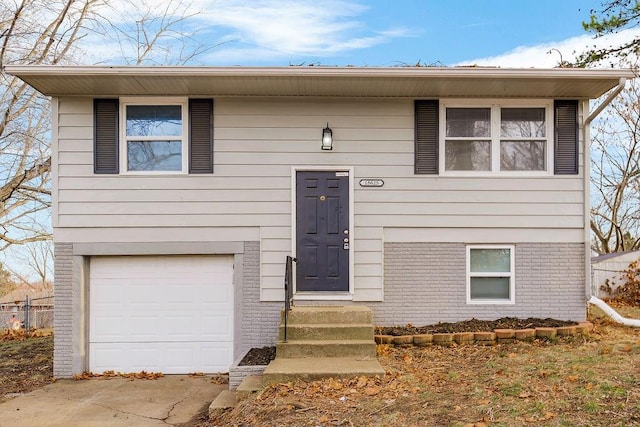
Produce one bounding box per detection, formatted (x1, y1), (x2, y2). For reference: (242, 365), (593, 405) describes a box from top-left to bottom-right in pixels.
(0, 331), (53, 403)
(2, 307), (639, 426)
(211, 313), (640, 427)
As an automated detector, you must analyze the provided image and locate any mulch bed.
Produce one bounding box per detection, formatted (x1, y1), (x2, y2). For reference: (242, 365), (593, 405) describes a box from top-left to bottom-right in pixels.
(239, 346), (276, 366)
(376, 317), (577, 336)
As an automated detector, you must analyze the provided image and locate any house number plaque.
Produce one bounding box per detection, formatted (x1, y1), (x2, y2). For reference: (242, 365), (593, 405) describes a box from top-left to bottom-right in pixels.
(359, 179), (384, 187)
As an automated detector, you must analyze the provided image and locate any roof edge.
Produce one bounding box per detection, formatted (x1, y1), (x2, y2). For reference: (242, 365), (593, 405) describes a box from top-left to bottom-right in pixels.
(4, 65), (636, 79)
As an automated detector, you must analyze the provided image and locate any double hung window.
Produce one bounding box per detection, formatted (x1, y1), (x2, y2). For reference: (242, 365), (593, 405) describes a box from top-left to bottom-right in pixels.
(120, 98), (188, 173)
(442, 102), (551, 174)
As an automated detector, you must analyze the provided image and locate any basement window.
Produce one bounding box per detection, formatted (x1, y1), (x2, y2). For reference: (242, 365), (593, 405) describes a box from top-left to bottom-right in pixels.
(466, 245), (515, 304)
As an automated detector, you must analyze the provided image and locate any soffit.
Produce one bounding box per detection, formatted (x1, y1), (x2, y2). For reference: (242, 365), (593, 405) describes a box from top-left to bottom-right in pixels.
(5, 66), (634, 99)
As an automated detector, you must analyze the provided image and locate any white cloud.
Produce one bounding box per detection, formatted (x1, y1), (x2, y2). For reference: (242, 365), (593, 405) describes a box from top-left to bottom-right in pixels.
(81, 0), (411, 65)
(458, 29), (640, 68)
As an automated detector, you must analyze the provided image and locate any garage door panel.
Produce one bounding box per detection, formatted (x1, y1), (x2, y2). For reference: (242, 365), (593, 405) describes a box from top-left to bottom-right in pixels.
(90, 342), (233, 374)
(90, 255), (234, 373)
(91, 315), (125, 341)
(129, 283), (156, 303)
(91, 278), (124, 310)
(201, 315), (233, 339)
(92, 315), (233, 343)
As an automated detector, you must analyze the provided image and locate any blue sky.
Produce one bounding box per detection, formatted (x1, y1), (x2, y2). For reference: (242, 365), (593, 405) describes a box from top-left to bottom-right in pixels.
(353, 0), (601, 66)
(277, 0), (602, 66)
(90, 0), (639, 67)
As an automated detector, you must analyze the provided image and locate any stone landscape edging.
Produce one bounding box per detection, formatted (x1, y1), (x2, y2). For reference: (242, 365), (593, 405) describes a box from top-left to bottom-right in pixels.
(374, 322), (594, 347)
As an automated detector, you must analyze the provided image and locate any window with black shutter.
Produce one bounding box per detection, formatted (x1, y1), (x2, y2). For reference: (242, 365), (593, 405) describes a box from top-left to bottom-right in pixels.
(93, 98), (214, 174)
(418, 99), (578, 175)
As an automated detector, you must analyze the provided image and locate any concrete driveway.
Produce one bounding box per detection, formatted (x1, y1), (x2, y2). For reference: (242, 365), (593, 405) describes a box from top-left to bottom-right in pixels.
(0, 375), (225, 426)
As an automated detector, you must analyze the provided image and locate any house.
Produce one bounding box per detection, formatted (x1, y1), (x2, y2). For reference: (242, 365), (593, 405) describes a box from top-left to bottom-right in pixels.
(6, 65), (633, 378)
(0, 286), (54, 310)
(0, 286), (54, 329)
(591, 250), (640, 297)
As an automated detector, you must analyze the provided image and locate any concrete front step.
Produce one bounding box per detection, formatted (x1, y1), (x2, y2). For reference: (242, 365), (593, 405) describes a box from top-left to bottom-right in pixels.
(278, 324), (373, 341)
(236, 375), (264, 400)
(263, 357), (385, 385)
(281, 305), (373, 325)
(208, 390), (237, 418)
(276, 339), (377, 358)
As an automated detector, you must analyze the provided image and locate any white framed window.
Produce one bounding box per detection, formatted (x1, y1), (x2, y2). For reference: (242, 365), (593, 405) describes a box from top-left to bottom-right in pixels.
(466, 245), (515, 304)
(440, 100), (552, 175)
(120, 97), (188, 173)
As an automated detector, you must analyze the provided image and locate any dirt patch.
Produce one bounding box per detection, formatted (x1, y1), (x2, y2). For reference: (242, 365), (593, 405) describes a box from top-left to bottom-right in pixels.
(239, 346), (276, 366)
(0, 334), (53, 402)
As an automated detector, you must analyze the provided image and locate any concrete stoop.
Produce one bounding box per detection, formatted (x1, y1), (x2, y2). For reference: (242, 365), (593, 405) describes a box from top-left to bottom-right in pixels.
(263, 356), (384, 384)
(263, 305), (385, 385)
(209, 306), (385, 419)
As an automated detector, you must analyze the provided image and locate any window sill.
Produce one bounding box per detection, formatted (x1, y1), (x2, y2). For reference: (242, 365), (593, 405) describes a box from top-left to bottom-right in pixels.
(439, 171), (553, 177)
(466, 299), (515, 305)
(118, 171), (188, 176)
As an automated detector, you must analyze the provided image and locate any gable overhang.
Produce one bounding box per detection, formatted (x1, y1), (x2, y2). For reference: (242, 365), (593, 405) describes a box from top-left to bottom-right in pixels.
(4, 66), (635, 99)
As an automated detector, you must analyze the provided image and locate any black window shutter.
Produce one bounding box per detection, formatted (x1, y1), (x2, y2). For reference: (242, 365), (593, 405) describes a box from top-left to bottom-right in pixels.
(554, 100), (579, 175)
(415, 100), (439, 174)
(94, 99), (119, 174)
(189, 99), (214, 174)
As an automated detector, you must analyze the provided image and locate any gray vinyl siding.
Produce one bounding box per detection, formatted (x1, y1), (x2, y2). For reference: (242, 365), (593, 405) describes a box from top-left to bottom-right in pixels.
(55, 97), (586, 302)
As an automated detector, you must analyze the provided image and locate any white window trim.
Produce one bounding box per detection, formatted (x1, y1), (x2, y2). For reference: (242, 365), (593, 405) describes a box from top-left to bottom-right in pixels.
(466, 244), (515, 305)
(119, 97), (189, 175)
(439, 99), (553, 177)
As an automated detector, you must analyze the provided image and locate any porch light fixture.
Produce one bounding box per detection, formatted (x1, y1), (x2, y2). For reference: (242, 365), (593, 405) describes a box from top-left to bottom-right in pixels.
(321, 123), (333, 150)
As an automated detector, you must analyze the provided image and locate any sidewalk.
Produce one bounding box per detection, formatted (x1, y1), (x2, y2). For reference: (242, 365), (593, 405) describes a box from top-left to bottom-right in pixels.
(0, 375), (224, 426)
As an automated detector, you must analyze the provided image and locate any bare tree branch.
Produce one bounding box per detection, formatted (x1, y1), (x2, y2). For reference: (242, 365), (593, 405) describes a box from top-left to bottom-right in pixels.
(0, 0), (221, 261)
(591, 77), (640, 254)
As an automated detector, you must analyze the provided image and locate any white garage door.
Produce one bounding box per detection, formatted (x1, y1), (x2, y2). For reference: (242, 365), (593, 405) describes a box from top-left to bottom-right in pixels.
(89, 255), (234, 374)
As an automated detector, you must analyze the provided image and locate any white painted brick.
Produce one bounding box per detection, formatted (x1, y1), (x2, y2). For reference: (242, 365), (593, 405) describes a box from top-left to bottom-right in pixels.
(370, 242), (585, 326)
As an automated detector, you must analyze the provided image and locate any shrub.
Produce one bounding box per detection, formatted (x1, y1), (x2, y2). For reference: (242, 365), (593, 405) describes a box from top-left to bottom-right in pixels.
(601, 259), (640, 305)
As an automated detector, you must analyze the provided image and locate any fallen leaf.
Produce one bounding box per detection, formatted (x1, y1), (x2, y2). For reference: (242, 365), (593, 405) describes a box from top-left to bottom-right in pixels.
(356, 376), (368, 388)
(541, 412), (556, 420)
(328, 378), (344, 390)
(365, 386), (380, 396)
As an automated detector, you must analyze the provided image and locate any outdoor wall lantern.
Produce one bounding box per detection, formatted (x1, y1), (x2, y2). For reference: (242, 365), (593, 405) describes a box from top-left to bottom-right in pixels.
(321, 123), (333, 150)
